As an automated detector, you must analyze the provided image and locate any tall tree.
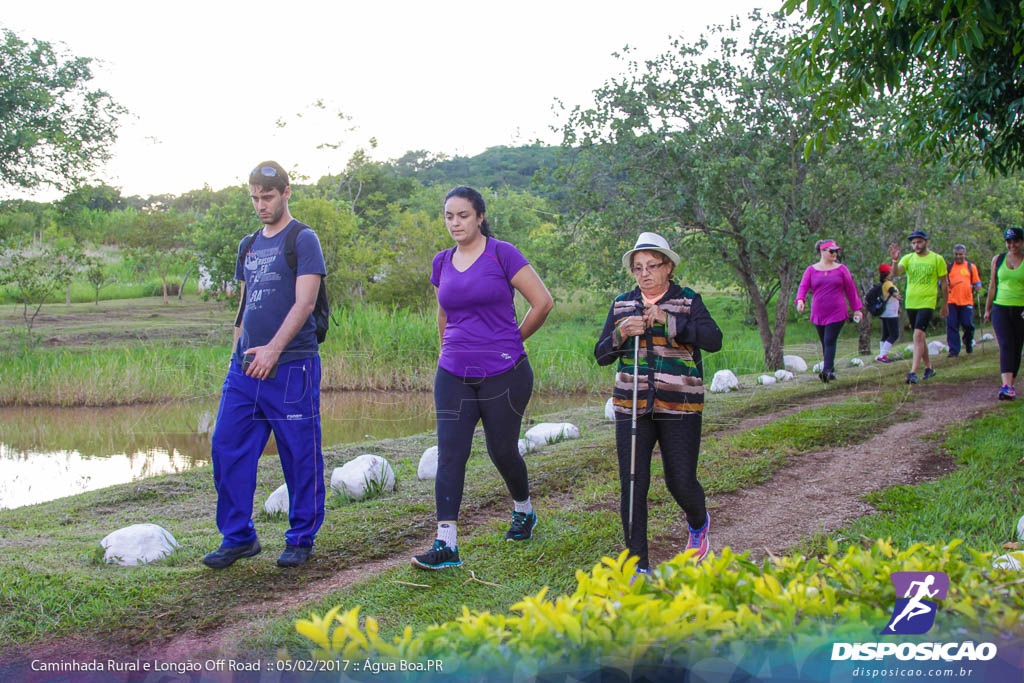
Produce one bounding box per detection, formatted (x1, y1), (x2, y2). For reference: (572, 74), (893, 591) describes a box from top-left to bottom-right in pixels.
(0, 28), (126, 191)
(782, 1), (1024, 174)
(555, 12), (890, 369)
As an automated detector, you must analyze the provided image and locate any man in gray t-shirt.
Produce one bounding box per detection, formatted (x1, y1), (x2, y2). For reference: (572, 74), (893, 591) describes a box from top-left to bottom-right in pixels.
(203, 160), (327, 570)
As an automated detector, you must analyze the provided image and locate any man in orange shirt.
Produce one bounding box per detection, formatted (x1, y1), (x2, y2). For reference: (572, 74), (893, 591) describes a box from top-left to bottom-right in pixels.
(946, 244), (982, 356)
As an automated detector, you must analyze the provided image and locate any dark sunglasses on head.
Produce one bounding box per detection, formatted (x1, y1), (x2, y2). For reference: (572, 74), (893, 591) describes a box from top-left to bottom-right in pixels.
(252, 166), (277, 177)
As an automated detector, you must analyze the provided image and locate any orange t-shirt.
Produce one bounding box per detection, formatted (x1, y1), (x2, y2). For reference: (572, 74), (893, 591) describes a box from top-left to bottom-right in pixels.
(947, 261), (980, 306)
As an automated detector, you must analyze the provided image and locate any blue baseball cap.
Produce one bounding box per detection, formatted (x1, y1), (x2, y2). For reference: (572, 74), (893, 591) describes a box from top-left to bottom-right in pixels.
(908, 230), (929, 241)
(1004, 227), (1023, 241)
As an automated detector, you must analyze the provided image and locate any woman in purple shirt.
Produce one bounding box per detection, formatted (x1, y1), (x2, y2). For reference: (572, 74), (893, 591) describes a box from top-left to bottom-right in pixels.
(412, 186), (554, 571)
(795, 239), (864, 383)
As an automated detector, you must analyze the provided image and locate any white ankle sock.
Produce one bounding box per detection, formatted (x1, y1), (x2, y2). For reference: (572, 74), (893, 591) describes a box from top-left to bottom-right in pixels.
(513, 497), (533, 514)
(437, 522), (457, 548)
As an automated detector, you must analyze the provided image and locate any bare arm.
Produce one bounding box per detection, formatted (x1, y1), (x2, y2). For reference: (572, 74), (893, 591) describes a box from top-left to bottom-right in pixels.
(940, 276), (949, 317)
(985, 254), (999, 321)
(510, 265), (554, 341)
(232, 282), (246, 353)
(243, 273), (321, 378)
(435, 286), (446, 349)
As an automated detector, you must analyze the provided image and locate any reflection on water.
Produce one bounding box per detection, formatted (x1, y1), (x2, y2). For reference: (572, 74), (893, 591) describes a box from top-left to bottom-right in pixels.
(0, 391), (596, 509)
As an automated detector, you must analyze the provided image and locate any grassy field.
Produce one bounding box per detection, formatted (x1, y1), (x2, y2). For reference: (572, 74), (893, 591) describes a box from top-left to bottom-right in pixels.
(0, 290), (855, 405)
(0, 352), (997, 657)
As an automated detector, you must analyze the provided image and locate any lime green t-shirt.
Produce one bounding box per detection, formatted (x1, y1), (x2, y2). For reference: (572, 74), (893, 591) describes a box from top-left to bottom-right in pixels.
(994, 254), (1024, 306)
(898, 251), (947, 309)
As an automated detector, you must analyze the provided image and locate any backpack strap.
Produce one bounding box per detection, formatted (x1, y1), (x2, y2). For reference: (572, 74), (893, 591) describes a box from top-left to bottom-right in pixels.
(234, 228), (262, 327)
(284, 222), (306, 271)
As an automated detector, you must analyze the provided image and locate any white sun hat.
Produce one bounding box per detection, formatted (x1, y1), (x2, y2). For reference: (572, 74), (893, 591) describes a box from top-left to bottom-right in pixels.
(621, 232), (680, 269)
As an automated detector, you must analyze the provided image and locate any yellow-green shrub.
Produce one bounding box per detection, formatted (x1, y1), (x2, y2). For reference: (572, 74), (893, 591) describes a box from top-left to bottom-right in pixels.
(295, 540), (1024, 674)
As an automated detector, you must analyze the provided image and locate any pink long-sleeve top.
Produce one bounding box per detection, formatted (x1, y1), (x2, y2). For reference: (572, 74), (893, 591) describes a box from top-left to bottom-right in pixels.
(795, 264), (863, 325)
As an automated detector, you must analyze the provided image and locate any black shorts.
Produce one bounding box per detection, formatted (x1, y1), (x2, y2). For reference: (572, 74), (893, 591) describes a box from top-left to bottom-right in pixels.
(906, 307), (934, 331)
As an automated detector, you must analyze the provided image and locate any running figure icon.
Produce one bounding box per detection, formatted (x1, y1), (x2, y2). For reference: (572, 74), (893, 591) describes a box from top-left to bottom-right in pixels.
(887, 574), (939, 632)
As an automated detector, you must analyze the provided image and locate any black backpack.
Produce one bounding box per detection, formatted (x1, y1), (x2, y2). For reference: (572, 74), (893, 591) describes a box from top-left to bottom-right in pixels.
(235, 223), (331, 343)
(864, 283), (892, 317)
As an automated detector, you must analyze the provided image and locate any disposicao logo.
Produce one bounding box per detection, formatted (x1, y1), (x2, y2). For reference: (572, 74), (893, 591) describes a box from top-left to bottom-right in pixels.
(883, 571), (948, 635)
(831, 570), (997, 662)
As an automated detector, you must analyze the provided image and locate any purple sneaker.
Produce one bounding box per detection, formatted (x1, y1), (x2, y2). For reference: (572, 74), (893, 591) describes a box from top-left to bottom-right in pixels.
(998, 385), (1016, 401)
(686, 513), (710, 563)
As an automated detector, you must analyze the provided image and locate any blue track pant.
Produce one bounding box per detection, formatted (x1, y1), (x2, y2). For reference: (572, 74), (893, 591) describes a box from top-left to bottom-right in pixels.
(211, 356), (325, 548)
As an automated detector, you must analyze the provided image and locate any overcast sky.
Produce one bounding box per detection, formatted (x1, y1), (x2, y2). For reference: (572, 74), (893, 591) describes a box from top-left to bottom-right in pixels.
(5, 0), (770, 200)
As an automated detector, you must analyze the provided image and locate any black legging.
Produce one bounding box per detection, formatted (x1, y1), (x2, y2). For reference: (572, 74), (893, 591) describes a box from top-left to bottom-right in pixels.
(434, 356), (533, 521)
(615, 412), (707, 570)
(815, 320), (845, 373)
(991, 304), (1024, 378)
(881, 317), (899, 345)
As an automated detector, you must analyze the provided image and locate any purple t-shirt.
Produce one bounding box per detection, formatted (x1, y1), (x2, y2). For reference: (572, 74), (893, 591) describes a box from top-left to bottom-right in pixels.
(430, 237), (529, 378)
(795, 264), (863, 325)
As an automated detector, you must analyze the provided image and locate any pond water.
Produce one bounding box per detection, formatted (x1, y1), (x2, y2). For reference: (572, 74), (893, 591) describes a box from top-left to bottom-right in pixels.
(0, 391), (600, 509)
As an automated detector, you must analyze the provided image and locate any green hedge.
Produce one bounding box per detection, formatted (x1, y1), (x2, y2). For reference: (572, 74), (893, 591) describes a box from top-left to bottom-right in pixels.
(294, 540), (1024, 675)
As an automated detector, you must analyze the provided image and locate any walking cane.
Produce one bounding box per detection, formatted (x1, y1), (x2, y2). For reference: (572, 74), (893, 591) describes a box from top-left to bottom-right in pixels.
(627, 327), (640, 545)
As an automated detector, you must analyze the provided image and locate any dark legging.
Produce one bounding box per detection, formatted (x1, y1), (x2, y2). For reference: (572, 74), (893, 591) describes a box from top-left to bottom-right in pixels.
(615, 412), (707, 570)
(815, 320), (845, 373)
(991, 304), (1024, 378)
(881, 317), (899, 345)
(434, 356), (533, 521)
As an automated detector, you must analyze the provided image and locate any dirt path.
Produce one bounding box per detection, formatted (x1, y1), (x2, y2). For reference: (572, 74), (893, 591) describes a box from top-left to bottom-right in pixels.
(2, 375), (1002, 669)
(651, 377), (997, 565)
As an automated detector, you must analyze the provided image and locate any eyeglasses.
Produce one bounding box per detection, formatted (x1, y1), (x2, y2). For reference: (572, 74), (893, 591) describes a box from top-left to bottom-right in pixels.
(631, 262), (667, 275)
(252, 166), (277, 177)
(827, 248), (840, 254)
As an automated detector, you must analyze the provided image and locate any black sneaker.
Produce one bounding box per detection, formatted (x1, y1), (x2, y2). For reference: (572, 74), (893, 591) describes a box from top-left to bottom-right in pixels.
(202, 539), (261, 569)
(277, 544), (312, 567)
(922, 367), (935, 380)
(818, 370), (828, 383)
(965, 339), (973, 354)
(827, 370), (837, 382)
(412, 539), (462, 570)
(905, 372), (918, 384)
(506, 511), (538, 541)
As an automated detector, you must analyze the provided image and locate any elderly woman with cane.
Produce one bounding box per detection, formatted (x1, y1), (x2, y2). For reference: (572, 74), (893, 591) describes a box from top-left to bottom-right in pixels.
(594, 232), (722, 578)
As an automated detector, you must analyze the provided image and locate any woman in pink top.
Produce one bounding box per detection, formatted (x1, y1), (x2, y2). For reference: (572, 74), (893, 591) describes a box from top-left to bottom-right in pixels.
(795, 239), (864, 383)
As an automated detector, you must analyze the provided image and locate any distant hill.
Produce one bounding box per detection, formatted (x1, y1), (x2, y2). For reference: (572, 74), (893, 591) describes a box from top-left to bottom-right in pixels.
(392, 144), (562, 194)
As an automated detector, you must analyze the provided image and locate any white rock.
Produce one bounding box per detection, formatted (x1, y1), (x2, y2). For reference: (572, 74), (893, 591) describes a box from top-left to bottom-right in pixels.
(993, 552), (1024, 571)
(101, 523), (181, 567)
(524, 423), (580, 449)
(417, 446), (438, 480)
(757, 374), (777, 385)
(849, 358), (865, 367)
(774, 370), (794, 382)
(330, 455), (396, 500)
(196, 410), (215, 435)
(927, 341), (946, 356)
(604, 397), (615, 421)
(518, 438), (537, 456)
(783, 355), (808, 372)
(1017, 514), (1024, 541)
(709, 369), (739, 393)
(264, 484), (288, 515)
(905, 344), (915, 353)
(812, 362), (824, 373)
(982, 333), (994, 341)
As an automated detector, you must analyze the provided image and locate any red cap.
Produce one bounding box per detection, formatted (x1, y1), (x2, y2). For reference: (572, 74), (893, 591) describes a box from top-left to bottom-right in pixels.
(879, 263), (892, 275)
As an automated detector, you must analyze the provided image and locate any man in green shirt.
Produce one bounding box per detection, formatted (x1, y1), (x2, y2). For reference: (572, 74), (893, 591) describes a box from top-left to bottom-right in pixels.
(888, 230), (949, 384)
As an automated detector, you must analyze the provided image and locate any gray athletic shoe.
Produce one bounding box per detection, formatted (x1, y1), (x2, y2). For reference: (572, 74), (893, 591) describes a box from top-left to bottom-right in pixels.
(202, 539), (261, 569)
(905, 372), (918, 384)
(922, 367), (935, 380)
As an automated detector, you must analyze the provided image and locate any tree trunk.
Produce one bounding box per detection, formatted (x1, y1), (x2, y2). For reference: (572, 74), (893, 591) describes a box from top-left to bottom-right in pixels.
(161, 276), (169, 304)
(858, 315), (872, 354)
(66, 282), (71, 306)
(178, 267), (192, 300)
(95, 287), (100, 305)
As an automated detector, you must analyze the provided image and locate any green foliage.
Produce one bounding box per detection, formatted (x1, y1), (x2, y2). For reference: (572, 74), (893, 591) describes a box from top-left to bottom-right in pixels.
(123, 209), (192, 303)
(554, 12), (893, 369)
(0, 28), (126, 191)
(782, 1), (1024, 175)
(189, 186), (257, 297)
(0, 237), (87, 341)
(296, 540), (1023, 670)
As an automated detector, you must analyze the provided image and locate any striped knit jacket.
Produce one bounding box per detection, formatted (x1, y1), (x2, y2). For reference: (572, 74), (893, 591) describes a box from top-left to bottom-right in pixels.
(593, 283), (722, 416)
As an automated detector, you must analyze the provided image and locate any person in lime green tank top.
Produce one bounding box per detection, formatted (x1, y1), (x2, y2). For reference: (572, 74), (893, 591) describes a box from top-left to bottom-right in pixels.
(888, 230), (949, 384)
(983, 227), (1024, 400)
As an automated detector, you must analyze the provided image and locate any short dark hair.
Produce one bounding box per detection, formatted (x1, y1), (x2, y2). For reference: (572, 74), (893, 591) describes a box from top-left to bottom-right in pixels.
(444, 186), (491, 237)
(249, 160), (289, 193)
